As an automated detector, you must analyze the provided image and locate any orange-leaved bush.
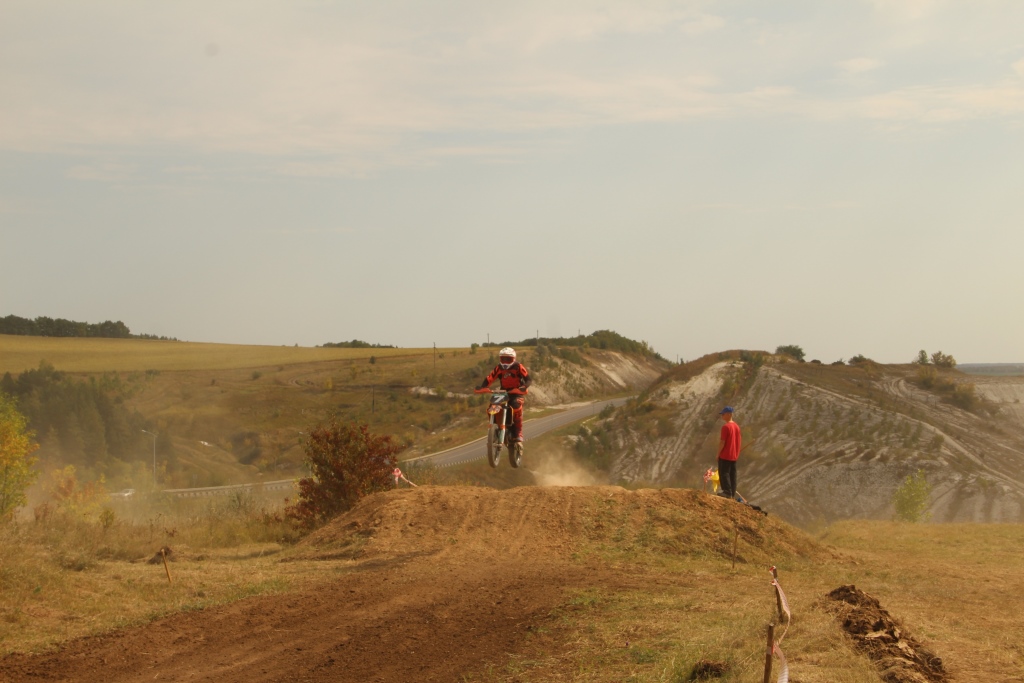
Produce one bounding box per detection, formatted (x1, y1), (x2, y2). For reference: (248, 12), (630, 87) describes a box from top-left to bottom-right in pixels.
(0, 392), (39, 519)
(286, 421), (400, 528)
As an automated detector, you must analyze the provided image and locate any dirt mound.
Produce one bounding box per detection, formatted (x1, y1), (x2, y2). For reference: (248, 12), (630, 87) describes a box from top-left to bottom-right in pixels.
(825, 585), (947, 683)
(299, 485), (827, 566)
(0, 486), (826, 683)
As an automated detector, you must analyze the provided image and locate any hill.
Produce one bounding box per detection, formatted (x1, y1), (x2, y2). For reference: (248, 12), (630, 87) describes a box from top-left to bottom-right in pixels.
(534, 352), (1024, 525)
(0, 334), (668, 491)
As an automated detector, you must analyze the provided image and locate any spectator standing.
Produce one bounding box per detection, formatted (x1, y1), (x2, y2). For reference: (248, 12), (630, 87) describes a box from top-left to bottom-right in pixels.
(717, 406), (741, 499)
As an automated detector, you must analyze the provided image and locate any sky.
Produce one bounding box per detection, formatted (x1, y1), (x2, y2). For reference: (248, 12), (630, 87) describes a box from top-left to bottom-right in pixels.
(1, 0), (1023, 364)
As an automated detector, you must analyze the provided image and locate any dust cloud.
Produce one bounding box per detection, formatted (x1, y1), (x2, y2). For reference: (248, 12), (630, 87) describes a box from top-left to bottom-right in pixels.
(527, 441), (604, 487)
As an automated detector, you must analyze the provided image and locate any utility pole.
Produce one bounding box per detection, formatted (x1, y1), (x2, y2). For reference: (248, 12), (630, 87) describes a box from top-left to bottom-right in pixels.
(487, 332), (489, 345)
(433, 342), (436, 371)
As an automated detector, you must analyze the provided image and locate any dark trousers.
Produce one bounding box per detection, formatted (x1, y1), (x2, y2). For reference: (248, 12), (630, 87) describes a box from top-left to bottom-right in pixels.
(718, 458), (737, 497)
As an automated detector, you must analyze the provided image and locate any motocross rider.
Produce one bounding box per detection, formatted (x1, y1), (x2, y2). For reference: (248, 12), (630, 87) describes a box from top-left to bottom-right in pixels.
(479, 347), (532, 443)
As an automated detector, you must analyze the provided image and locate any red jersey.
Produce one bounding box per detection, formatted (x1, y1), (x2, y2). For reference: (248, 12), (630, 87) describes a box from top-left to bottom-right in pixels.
(719, 421), (741, 461)
(483, 362), (531, 393)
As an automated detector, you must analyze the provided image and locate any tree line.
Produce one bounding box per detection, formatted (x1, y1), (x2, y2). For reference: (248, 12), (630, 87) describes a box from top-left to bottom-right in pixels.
(0, 314), (176, 340)
(484, 330), (664, 360)
(320, 339), (396, 348)
(0, 363), (164, 480)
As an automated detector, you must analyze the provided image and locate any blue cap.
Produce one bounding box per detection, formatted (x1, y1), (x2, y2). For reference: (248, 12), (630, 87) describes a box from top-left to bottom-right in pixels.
(720, 406), (734, 414)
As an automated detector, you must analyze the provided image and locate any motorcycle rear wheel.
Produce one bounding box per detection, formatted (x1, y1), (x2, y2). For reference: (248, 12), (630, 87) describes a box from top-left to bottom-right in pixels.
(487, 425), (501, 468)
(509, 441), (522, 468)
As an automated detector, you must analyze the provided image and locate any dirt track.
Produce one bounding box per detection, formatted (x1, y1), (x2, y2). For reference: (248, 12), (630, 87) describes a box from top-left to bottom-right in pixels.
(1, 556), (571, 682)
(0, 486), (793, 683)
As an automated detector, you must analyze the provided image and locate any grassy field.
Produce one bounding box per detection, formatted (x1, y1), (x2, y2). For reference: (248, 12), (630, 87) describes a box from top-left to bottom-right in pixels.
(1, 335), (513, 490)
(0, 334), (430, 374)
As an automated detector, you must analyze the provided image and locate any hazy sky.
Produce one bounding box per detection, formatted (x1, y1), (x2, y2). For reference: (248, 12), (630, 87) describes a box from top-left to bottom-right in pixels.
(2, 1), (1023, 364)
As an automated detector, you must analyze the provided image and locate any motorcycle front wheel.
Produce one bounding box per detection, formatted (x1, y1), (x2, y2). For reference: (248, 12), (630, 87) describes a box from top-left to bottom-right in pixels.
(487, 425), (501, 468)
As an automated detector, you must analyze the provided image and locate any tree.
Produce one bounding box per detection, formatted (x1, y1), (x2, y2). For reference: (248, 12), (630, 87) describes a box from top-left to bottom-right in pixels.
(0, 393), (39, 519)
(775, 345), (805, 362)
(914, 350), (930, 365)
(286, 421), (400, 528)
(893, 469), (931, 523)
(930, 351), (956, 368)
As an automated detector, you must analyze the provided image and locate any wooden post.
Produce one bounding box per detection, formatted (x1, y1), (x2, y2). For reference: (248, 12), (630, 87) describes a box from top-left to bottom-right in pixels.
(160, 548), (172, 585)
(771, 566), (784, 621)
(763, 623), (775, 683)
(731, 525), (739, 570)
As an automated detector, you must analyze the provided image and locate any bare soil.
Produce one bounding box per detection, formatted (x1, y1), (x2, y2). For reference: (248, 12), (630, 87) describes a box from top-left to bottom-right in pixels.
(825, 585), (948, 683)
(0, 485), (806, 683)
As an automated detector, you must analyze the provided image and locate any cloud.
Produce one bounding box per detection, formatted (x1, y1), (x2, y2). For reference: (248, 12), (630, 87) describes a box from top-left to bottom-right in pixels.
(2, 1), (1024, 176)
(837, 57), (884, 74)
(855, 83), (1024, 123)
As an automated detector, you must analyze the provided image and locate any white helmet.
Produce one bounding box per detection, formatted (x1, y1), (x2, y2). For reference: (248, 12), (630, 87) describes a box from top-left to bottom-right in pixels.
(499, 347), (516, 369)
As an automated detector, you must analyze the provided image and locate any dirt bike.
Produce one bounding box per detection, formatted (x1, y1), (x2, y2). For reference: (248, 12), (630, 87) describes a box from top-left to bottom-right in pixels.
(474, 388), (523, 468)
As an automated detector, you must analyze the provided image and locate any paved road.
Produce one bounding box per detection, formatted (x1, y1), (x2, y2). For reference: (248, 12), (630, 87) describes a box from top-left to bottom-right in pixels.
(402, 396), (632, 468)
(155, 397), (632, 497)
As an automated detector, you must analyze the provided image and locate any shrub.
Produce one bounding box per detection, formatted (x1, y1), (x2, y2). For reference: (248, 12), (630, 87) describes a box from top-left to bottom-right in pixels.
(45, 465), (108, 517)
(286, 421), (400, 528)
(915, 365), (937, 388)
(775, 345), (805, 362)
(0, 393), (39, 519)
(950, 383), (978, 410)
(930, 351), (956, 368)
(893, 469), (931, 522)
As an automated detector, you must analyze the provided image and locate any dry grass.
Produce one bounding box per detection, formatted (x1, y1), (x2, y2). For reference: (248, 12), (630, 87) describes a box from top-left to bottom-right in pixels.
(0, 494), (309, 655)
(464, 515), (1024, 682)
(818, 521), (1024, 682)
(0, 334), (436, 374)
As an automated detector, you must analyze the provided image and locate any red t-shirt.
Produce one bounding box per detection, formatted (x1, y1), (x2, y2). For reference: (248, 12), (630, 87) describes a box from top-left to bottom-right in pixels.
(719, 421), (741, 461)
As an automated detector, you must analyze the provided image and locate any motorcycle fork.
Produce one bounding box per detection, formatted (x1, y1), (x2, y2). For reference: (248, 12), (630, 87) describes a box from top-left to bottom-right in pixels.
(495, 405), (509, 445)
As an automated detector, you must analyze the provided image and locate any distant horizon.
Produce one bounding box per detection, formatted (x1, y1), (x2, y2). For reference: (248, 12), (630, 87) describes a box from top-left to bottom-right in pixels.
(1, 321), (1019, 368)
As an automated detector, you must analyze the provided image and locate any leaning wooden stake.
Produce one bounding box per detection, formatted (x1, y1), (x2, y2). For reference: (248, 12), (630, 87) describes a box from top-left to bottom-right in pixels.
(160, 548), (172, 585)
(763, 623), (775, 683)
(771, 566), (784, 621)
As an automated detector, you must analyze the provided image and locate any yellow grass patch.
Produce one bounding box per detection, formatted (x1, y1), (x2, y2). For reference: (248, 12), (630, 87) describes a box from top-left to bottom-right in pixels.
(0, 334), (443, 374)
